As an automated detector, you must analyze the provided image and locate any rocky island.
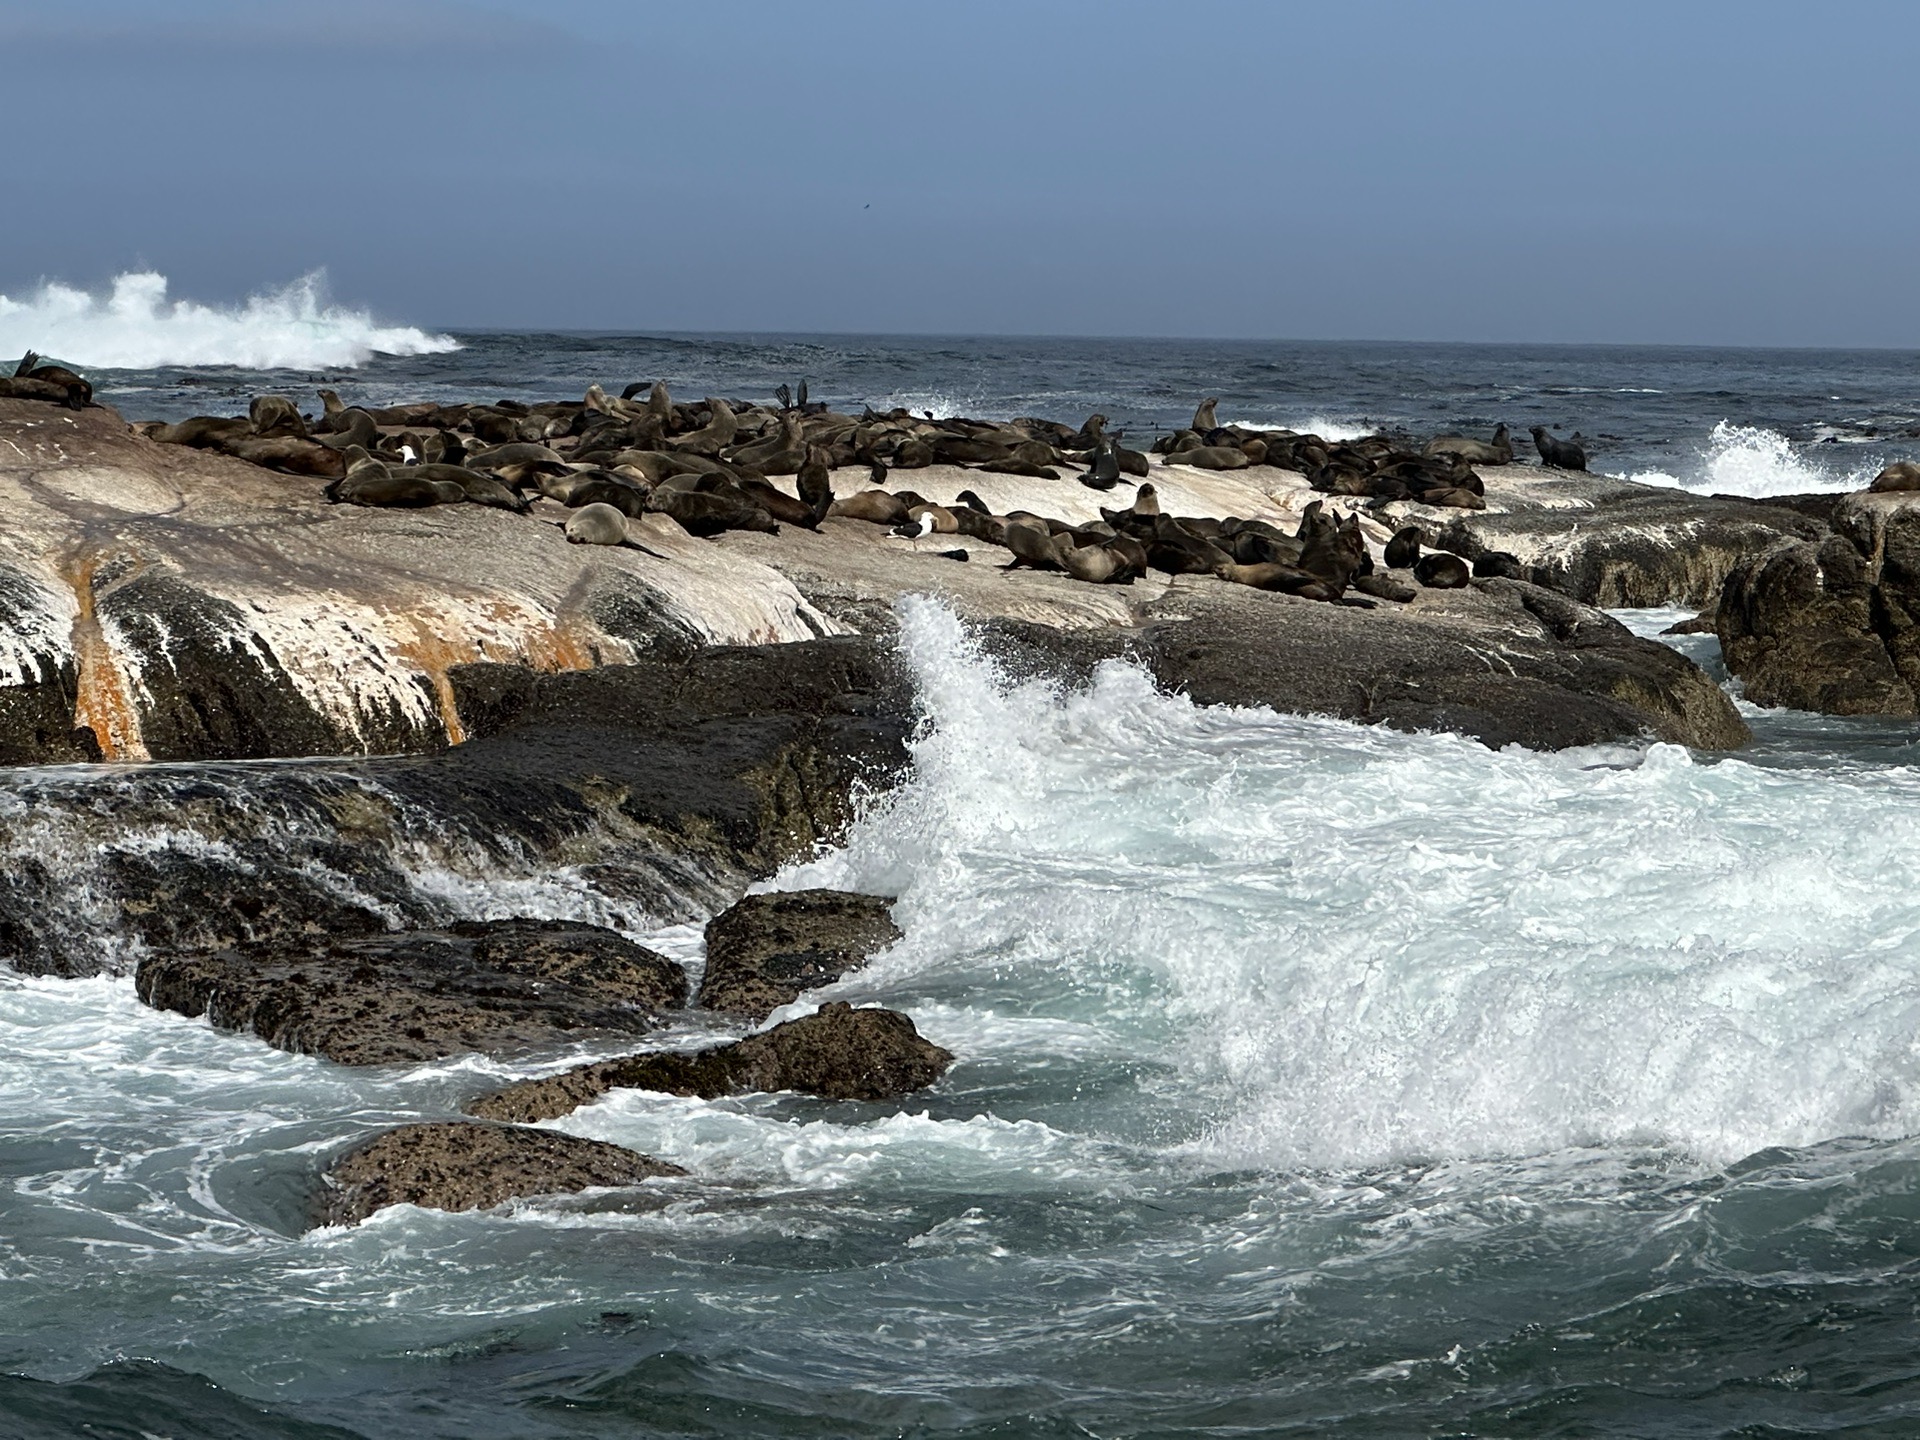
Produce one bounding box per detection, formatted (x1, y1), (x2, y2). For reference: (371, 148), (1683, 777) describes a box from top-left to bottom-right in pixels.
(0, 376), (1868, 1221)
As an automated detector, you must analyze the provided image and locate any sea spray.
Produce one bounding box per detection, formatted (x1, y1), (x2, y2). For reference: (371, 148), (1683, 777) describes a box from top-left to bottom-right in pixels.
(782, 598), (1920, 1170)
(0, 271), (459, 370)
(1624, 418), (1880, 496)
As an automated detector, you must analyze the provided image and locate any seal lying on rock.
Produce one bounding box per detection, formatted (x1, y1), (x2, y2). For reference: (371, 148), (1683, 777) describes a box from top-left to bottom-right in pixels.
(1870, 462), (1920, 492)
(318, 1122), (685, 1227)
(1415, 552), (1472, 588)
(468, 1002), (953, 1122)
(1424, 423), (1513, 465)
(11, 351), (91, 409)
(565, 502), (629, 545)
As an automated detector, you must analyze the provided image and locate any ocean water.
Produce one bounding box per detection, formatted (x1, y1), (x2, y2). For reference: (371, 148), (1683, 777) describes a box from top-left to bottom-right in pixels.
(4, 602), (1920, 1438)
(5, 278), (1920, 1436)
(8, 269), (1919, 497)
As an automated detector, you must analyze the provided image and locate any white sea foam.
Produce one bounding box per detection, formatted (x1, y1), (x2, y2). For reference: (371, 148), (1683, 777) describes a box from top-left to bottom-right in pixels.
(784, 598), (1920, 1173)
(1622, 420), (1873, 496)
(1227, 414), (1377, 441)
(0, 270), (459, 370)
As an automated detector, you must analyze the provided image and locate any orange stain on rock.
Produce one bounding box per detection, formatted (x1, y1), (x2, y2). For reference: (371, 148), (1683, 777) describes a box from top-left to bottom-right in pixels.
(394, 605), (607, 747)
(61, 551), (149, 761)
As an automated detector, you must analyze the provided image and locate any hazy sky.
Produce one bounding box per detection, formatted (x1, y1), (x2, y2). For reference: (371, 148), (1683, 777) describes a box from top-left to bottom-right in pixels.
(3, 0), (1916, 345)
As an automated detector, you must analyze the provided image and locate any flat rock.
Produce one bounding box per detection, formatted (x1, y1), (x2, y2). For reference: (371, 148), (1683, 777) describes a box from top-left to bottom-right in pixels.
(469, 1002), (953, 1122)
(318, 1121), (685, 1227)
(136, 918), (687, 1064)
(698, 889), (902, 1018)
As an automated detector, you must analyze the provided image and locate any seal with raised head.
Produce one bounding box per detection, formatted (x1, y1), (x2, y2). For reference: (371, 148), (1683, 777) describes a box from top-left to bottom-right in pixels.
(1192, 397), (1220, 432)
(1384, 526), (1423, 569)
(1530, 426), (1587, 471)
(13, 351), (91, 408)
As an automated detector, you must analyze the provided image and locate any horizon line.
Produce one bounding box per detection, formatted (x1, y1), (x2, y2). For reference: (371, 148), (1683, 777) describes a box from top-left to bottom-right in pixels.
(419, 327), (1920, 356)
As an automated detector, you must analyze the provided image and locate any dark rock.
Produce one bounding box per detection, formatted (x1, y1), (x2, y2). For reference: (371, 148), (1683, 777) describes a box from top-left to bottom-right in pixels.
(1, 640), (914, 980)
(136, 919), (687, 1064)
(698, 889), (902, 1018)
(97, 566), (439, 760)
(1137, 581), (1750, 752)
(1436, 483), (1823, 608)
(0, 565), (93, 765)
(1718, 494), (1920, 715)
(469, 1002), (953, 1122)
(318, 1121), (684, 1226)
(1661, 611), (1717, 636)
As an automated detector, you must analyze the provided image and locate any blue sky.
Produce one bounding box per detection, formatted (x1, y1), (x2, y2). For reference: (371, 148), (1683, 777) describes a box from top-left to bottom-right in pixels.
(2, 0), (1915, 344)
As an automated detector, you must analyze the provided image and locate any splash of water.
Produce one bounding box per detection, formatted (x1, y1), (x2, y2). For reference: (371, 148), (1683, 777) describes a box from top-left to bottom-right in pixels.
(786, 597), (1920, 1172)
(0, 271), (459, 371)
(1625, 419), (1875, 496)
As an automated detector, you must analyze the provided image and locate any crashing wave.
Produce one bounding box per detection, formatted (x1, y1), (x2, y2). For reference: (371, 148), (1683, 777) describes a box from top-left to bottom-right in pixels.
(0, 270), (459, 371)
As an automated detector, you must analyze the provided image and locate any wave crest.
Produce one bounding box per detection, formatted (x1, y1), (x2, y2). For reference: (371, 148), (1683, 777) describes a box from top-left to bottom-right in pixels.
(1625, 420), (1874, 497)
(0, 271), (459, 371)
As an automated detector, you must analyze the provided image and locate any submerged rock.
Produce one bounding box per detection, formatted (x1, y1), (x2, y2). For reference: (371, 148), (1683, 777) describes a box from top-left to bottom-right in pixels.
(698, 889), (903, 1018)
(318, 1121), (685, 1227)
(469, 1002), (953, 1122)
(137, 919), (687, 1064)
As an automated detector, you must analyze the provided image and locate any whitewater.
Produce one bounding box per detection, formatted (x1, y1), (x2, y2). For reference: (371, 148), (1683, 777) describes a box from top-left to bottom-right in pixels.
(0, 271), (457, 371)
(5, 599), (1920, 1436)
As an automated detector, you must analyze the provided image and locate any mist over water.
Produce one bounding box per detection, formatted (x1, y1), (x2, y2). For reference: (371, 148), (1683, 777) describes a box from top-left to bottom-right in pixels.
(5, 602), (1920, 1436)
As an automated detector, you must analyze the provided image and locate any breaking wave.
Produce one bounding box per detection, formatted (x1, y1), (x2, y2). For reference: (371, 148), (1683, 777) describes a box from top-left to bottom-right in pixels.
(1625, 420), (1875, 496)
(0, 270), (459, 371)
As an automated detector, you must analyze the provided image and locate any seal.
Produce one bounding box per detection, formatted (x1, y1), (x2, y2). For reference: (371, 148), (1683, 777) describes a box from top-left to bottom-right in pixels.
(1472, 551), (1526, 579)
(248, 395), (307, 438)
(1423, 423), (1512, 466)
(1000, 518), (1065, 571)
(648, 486), (779, 537)
(1414, 552), (1471, 588)
(1169, 445), (1250, 471)
(1192, 398), (1220, 432)
(1081, 437), (1122, 490)
(1530, 426), (1587, 471)
(565, 503), (629, 545)
(672, 399), (738, 456)
(13, 351), (91, 408)
(827, 489), (909, 525)
(791, 444), (833, 525)
(1870, 462), (1920, 492)
(1384, 526), (1423, 569)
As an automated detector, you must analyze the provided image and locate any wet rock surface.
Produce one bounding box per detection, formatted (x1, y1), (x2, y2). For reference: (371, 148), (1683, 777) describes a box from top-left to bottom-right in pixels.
(469, 1002), (954, 1123)
(1718, 493), (1920, 715)
(1129, 578), (1751, 752)
(1423, 473), (1824, 609)
(136, 919), (688, 1064)
(318, 1121), (685, 1227)
(0, 639), (912, 980)
(698, 889), (903, 1018)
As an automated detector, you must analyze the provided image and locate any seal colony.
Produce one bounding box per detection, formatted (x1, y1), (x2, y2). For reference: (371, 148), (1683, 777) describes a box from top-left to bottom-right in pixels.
(82, 371), (1587, 608)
